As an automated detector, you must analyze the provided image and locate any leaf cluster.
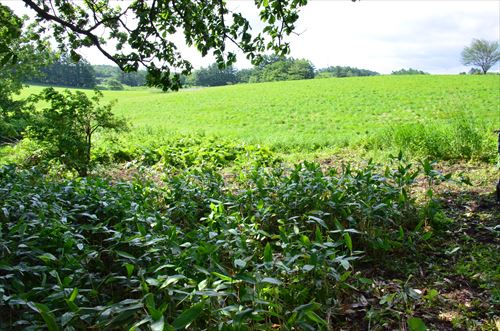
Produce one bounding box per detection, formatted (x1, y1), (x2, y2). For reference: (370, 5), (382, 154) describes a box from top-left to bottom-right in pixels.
(19, 0), (309, 90)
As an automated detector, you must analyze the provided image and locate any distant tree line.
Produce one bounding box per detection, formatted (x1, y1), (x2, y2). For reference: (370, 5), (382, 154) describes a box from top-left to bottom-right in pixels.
(26, 53), (448, 90)
(26, 56), (148, 90)
(316, 66), (379, 79)
(187, 56), (382, 87)
(93, 65), (147, 90)
(186, 56), (316, 87)
(27, 54), (97, 88)
(391, 68), (429, 75)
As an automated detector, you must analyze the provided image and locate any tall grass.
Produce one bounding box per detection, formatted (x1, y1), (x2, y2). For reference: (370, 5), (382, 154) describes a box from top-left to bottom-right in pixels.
(367, 112), (496, 162)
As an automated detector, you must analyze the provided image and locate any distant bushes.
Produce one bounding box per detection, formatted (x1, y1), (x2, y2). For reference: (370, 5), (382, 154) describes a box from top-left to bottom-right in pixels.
(391, 68), (429, 75)
(247, 57), (315, 83)
(316, 66), (379, 78)
(188, 63), (239, 87)
(97, 78), (124, 90)
(93, 65), (148, 87)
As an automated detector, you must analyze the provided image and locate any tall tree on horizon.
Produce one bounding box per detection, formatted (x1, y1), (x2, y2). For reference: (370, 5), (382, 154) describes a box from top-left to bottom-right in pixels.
(461, 39), (500, 74)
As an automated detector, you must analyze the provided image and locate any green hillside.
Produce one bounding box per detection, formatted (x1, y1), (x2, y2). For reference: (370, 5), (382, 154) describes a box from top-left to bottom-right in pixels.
(21, 74), (499, 158)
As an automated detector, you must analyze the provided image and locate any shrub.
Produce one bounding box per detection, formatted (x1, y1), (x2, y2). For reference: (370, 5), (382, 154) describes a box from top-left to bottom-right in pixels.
(103, 77), (124, 90)
(27, 88), (128, 176)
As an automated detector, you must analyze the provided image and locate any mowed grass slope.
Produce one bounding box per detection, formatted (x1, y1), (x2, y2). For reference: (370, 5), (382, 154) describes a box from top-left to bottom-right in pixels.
(22, 75), (499, 153)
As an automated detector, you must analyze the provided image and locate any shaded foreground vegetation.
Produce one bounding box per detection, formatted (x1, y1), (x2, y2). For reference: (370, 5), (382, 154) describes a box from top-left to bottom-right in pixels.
(1, 144), (498, 330)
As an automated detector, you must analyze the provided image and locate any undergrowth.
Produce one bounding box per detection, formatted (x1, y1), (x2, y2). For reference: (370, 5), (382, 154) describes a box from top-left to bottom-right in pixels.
(367, 113), (495, 162)
(0, 153), (456, 330)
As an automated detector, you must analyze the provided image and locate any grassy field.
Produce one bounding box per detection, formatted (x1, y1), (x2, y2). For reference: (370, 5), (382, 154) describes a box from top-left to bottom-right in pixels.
(20, 75), (499, 160)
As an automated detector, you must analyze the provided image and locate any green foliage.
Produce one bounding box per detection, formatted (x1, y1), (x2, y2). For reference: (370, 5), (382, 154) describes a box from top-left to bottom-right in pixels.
(0, 153), (444, 329)
(368, 113), (495, 162)
(15, 0), (309, 90)
(27, 53), (96, 88)
(407, 317), (427, 331)
(102, 78), (124, 91)
(93, 64), (147, 87)
(249, 57), (315, 83)
(120, 70), (147, 87)
(190, 63), (238, 87)
(391, 68), (429, 75)
(27, 88), (128, 176)
(189, 57), (316, 86)
(316, 66), (379, 78)
(18, 75), (498, 162)
(236, 68), (255, 83)
(0, 3), (22, 65)
(461, 39), (500, 74)
(97, 135), (279, 170)
(0, 5), (53, 143)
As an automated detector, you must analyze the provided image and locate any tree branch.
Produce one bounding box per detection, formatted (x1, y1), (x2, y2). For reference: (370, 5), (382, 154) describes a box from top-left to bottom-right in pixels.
(22, 0), (124, 70)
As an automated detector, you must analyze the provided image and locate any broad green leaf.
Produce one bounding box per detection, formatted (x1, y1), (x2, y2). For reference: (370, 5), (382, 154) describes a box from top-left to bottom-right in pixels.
(305, 310), (326, 325)
(151, 316), (165, 331)
(124, 263), (135, 277)
(211, 272), (233, 282)
(160, 275), (186, 289)
(34, 303), (60, 331)
(343, 232), (352, 253)
(308, 215), (327, 228)
(61, 312), (74, 327)
(129, 318), (150, 331)
(38, 253), (57, 263)
(116, 251), (136, 260)
(300, 235), (311, 246)
(407, 317), (427, 331)
(260, 277), (282, 285)
(173, 302), (204, 329)
(68, 287), (78, 302)
(234, 258), (247, 269)
(302, 264), (314, 272)
(264, 242), (272, 264)
(198, 279), (208, 290)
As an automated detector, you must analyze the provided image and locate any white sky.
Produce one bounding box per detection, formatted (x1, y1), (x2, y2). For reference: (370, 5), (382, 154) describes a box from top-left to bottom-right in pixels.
(4, 0), (500, 74)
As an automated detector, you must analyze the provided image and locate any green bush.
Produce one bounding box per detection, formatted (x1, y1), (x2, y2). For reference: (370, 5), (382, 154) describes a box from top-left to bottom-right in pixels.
(27, 88), (128, 176)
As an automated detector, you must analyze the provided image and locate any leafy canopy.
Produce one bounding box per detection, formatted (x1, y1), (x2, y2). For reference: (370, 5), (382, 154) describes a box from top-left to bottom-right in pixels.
(0, 3), (53, 142)
(461, 39), (500, 74)
(17, 0), (309, 90)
